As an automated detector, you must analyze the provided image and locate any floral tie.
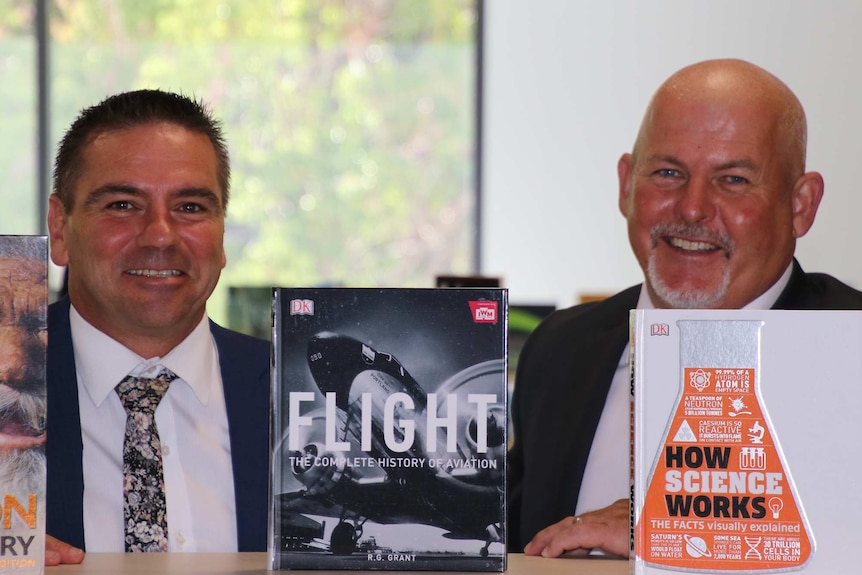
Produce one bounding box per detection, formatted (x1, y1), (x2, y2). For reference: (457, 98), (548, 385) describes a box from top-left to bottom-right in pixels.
(115, 368), (178, 552)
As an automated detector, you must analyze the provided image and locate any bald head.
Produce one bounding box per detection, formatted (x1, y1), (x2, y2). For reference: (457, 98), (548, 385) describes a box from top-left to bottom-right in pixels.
(618, 58), (824, 310)
(633, 59), (807, 181)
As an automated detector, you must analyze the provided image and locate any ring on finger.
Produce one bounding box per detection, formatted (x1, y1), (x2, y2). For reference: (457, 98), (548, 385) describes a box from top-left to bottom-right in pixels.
(572, 515), (583, 525)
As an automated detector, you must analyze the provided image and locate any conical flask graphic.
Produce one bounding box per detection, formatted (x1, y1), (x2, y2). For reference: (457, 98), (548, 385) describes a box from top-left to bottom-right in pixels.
(636, 320), (814, 571)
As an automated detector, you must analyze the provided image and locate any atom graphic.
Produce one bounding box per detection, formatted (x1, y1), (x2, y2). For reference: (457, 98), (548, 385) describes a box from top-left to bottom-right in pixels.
(689, 369), (711, 392)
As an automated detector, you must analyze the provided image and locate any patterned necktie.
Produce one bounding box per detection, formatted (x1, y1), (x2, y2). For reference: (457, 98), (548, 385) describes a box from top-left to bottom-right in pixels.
(115, 367), (178, 552)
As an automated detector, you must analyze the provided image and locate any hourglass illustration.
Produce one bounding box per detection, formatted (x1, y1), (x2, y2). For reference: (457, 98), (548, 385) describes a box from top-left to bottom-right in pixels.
(636, 320), (814, 571)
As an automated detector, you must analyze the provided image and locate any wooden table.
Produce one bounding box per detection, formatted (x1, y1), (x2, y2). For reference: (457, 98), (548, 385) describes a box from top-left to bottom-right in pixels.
(45, 552), (628, 574)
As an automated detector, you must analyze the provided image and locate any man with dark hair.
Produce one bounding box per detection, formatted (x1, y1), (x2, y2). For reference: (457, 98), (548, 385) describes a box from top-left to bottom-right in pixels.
(44, 89), (269, 563)
(508, 59), (862, 559)
(52, 89), (232, 211)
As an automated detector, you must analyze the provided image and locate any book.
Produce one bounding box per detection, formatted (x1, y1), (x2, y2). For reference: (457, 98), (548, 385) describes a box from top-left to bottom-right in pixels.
(269, 287), (508, 571)
(631, 309), (862, 574)
(0, 236), (48, 575)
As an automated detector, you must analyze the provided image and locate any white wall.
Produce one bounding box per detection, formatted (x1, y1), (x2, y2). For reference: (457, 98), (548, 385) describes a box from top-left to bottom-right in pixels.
(482, 0), (862, 308)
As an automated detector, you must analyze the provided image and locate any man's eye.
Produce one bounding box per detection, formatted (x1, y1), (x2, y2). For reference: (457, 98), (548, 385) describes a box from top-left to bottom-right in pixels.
(723, 175), (749, 185)
(179, 203), (205, 213)
(106, 200), (134, 210)
(656, 169), (680, 178)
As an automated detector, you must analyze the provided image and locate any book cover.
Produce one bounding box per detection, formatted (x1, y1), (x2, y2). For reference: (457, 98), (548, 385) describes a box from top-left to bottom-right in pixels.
(0, 236), (47, 575)
(631, 309), (862, 574)
(269, 288), (507, 571)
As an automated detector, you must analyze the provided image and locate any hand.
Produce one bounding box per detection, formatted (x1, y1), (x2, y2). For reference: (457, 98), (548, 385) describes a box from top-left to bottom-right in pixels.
(45, 535), (85, 566)
(523, 498), (629, 558)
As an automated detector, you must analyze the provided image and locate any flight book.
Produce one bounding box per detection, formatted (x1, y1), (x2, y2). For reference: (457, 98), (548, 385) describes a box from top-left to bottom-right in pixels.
(269, 288), (508, 571)
(630, 309), (862, 575)
(0, 236), (48, 575)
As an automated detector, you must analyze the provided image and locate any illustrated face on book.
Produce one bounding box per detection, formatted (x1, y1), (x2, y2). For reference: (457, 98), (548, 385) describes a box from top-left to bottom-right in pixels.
(0, 257), (47, 497)
(617, 60), (823, 310)
(48, 122), (227, 354)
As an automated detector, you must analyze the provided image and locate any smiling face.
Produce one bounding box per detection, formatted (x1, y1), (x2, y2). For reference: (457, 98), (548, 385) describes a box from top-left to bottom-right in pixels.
(0, 256), (47, 496)
(48, 122), (227, 357)
(0, 324), (47, 446)
(618, 61), (823, 309)
(0, 323), (47, 497)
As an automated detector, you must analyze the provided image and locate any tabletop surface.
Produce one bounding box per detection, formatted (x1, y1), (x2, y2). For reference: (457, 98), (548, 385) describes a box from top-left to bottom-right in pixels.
(45, 552), (629, 575)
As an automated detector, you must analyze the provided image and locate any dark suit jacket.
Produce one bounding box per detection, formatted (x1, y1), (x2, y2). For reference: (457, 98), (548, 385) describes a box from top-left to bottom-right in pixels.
(507, 259), (862, 551)
(45, 297), (271, 552)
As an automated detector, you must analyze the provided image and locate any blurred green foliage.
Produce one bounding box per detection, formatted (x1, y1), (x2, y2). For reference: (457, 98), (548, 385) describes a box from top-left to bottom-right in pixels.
(2, 0), (478, 323)
(0, 0), (37, 235)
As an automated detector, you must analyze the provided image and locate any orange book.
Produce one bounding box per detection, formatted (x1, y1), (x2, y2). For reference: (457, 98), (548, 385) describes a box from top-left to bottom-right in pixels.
(0, 236), (47, 575)
(631, 309), (859, 574)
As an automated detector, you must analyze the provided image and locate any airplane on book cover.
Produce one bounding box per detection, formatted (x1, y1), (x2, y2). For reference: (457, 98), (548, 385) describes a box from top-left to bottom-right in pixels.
(274, 331), (505, 558)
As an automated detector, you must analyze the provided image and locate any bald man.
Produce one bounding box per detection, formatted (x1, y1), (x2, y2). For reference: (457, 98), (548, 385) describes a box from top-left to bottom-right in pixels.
(507, 59), (862, 558)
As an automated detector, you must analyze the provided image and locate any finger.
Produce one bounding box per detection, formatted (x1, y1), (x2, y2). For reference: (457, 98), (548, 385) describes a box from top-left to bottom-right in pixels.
(45, 535), (85, 566)
(523, 516), (571, 555)
(540, 524), (603, 558)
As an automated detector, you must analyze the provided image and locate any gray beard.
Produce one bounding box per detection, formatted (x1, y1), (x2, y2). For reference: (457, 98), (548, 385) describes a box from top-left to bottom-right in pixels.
(0, 447), (46, 499)
(646, 255), (730, 309)
(0, 385), (47, 498)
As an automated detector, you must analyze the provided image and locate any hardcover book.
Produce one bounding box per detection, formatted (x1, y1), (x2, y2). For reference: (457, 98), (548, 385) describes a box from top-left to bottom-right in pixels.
(0, 236), (48, 575)
(269, 288), (507, 571)
(631, 309), (862, 574)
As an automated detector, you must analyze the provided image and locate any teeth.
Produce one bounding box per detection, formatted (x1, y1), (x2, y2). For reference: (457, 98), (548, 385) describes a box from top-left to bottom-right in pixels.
(127, 269), (182, 277)
(668, 237), (719, 252)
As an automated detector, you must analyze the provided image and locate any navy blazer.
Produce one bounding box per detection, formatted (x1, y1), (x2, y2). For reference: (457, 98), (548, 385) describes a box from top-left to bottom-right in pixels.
(507, 259), (862, 551)
(45, 297), (271, 552)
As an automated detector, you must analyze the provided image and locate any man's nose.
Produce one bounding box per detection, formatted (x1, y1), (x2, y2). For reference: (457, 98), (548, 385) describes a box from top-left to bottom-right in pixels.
(675, 177), (716, 223)
(137, 206), (178, 247)
(0, 333), (28, 386)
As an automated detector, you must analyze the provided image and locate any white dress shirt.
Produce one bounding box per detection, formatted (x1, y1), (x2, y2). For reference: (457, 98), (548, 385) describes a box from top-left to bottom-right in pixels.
(575, 264), (794, 516)
(70, 305), (238, 552)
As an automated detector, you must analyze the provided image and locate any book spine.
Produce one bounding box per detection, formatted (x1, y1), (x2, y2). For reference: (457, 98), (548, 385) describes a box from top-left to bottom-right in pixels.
(629, 309), (645, 575)
(269, 288), (282, 571)
(0, 236), (47, 575)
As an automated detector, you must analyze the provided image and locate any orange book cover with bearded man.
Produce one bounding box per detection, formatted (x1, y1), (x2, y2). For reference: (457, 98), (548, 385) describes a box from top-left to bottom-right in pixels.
(0, 236), (47, 575)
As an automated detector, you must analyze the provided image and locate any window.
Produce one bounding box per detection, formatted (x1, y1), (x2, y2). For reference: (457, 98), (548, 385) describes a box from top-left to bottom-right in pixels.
(0, 0), (37, 235)
(47, 0), (480, 323)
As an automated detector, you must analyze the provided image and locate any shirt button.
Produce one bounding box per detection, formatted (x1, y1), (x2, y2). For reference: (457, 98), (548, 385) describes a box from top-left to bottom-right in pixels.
(162, 445), (171, 456)
(176, 532), (186, 545)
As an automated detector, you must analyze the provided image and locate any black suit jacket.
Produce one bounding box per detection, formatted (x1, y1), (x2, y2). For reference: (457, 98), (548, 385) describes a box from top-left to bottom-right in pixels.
(45, 297), (271, 552)
(507, 259), (862, 551)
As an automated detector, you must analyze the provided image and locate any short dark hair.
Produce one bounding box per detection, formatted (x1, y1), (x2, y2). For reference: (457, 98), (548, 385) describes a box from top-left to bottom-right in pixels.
(52, 89), (230, 211)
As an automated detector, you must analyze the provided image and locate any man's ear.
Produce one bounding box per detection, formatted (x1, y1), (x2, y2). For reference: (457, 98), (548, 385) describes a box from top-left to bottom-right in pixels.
(790, 171), (824, 239)
(618, 153), (634, 217)
(47, 194), (71, 266)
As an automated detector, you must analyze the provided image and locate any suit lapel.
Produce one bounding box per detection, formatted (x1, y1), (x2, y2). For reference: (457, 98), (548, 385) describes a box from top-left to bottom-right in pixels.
(212, 322), (270, 551)
(46, 298), (87, 548)
(563, 305), (631, 514)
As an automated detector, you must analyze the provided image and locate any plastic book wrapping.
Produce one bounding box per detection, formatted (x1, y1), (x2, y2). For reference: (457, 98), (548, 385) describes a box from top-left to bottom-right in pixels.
(630, 308), (862, 575)
(0, 236), (47, 575)
(629, 311), (640, 575)
(268, 288), (507, 571)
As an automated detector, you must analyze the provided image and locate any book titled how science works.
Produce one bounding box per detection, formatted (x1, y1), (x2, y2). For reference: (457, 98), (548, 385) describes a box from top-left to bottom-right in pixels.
(0, 236), (48, 575)
(631, 309), (862, 575)
(269, 288), (507, 571)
